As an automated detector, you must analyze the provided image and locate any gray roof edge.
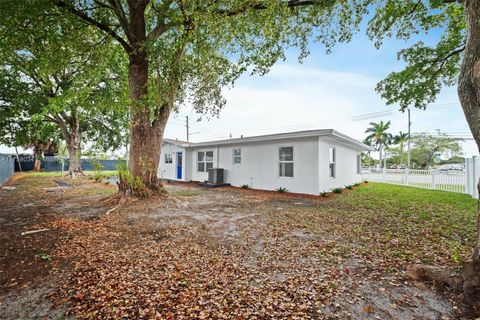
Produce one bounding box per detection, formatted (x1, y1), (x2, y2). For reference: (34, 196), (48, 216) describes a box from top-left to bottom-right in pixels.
(163, 129), (372, 151)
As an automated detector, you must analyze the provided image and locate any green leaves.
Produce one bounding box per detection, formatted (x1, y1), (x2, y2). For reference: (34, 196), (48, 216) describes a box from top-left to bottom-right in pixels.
(0, 1), (130, 152)
(364, 121), (393, 148)
(409, 132), (463, 169)
(369, 0), (466, 110)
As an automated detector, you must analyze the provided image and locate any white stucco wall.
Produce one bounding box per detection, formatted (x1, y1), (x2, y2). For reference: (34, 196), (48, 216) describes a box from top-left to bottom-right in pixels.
(159, 135), (364, 194)
(318, 137), (362, 192)
(189, 137), (320, 194)
(158, 142), (187, 181)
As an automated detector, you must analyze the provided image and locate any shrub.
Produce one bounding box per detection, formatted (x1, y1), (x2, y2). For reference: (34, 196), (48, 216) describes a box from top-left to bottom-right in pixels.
(353, 182), (361, 187)
(36, 252), (51, 261)
(116, 162), (145, 196)
(275, 187), (287, 193)
(364, 180), (369, 184)
(450, 246), (463, 267)
(345, 184), (353, 190)
(320, 191), (327, 197)
(241, 184), (250, 189)
(331, 187), (342, 194)
(93, 159), (105, 183)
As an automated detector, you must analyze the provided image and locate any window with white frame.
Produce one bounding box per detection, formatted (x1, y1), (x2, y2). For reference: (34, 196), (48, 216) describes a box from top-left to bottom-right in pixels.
(356, 154), (361, 174)
(197, 151), (214, 172)
(279, 146), (294, 177)
(165, 153), (173, 164)
(233, 149), (241, 164)
(329, 147), (336, 178)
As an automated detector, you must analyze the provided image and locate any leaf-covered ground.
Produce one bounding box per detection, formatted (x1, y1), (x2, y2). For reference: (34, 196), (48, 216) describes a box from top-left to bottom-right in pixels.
(0, 173), (477, 319)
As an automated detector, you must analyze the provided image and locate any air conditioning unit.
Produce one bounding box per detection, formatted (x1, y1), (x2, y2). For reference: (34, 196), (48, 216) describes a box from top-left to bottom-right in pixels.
(208, 168), (224, 184)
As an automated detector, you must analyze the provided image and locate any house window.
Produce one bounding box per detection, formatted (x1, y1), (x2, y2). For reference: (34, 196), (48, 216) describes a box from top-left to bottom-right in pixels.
(165, 153), (173, 164)
(356, 154), (361, 174)
(329, 147), (336, 178)
(279, 146), (294, 177)
(197, 151), (213, 172)
(233, 149), (241, 164)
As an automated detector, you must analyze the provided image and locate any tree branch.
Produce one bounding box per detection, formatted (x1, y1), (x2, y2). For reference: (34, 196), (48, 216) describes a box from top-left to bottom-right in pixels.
(216, 0), (317, 17)
(44, 115), (59, 124)
(52, 0), (132, 53)
(146, 0), (181, 41)
(420, 44), (466, 77)
(106, 0), (130, 32)
(54, 114), (71, 141)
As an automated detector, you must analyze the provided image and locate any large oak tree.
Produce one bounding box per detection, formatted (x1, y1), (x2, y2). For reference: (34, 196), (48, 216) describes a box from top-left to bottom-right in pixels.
(46, 0), (363, 192)
(0, 1), (130, 176)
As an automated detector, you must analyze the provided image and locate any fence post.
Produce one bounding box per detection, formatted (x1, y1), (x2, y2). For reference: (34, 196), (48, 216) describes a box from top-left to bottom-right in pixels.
(474, 156), (479, 199)
(383, 167), (387, 182)
(405, 168), (409, 186)
(465, 158), (471, 196)
(431, 170), (436, 190)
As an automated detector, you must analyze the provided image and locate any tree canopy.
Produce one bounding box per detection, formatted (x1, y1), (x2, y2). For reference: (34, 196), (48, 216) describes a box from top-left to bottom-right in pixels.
(369, 0), (466, 110)
(0, 1), (130, 169)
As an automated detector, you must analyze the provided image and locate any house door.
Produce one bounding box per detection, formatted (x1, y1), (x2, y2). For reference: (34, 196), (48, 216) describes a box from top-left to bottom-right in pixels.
(176, 152), (183, 179)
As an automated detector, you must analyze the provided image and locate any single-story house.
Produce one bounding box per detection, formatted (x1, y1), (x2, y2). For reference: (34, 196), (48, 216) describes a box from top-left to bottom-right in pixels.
(158, 129), (372, 195)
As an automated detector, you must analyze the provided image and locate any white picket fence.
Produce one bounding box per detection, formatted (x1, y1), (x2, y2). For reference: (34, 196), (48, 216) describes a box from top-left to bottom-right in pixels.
(361, 156), (480, 198)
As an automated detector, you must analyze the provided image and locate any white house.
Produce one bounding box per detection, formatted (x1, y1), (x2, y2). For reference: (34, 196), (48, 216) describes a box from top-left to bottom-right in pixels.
(158, 129), (372, 195)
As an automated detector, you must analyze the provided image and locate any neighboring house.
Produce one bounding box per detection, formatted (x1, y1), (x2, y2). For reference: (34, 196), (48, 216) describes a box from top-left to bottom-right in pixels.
(158, 129), (372, 195)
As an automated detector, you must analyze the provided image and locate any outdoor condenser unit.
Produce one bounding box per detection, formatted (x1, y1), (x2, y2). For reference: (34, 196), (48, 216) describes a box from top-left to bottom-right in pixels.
(208, 168), (224, 184)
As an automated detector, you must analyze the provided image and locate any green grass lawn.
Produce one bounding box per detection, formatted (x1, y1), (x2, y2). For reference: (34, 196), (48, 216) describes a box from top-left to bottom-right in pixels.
(281, 182), (477, 270)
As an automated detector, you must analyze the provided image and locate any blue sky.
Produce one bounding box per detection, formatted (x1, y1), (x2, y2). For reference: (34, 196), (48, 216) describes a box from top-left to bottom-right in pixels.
(166, 25), (478, 157)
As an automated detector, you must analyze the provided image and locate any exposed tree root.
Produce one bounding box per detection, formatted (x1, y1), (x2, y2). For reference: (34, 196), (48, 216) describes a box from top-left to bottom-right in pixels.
(461, 259), (480, 309)
(407, 263), (480, 311)
(65, 170), (85, 179)
(407, 264), (463, 292)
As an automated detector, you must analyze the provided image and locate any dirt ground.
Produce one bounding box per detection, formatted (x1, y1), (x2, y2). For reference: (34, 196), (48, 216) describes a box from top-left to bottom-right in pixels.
(0, 173), (477, 319)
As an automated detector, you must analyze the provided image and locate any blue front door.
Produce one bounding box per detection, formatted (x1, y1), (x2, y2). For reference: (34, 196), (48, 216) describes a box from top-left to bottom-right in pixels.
(176, 152), (183, 179)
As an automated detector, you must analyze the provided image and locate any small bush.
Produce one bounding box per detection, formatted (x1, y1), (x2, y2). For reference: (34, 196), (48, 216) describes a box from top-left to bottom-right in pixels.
(36, 252), (51, 261)
(241, 184), (250, 189)
(364, 180), (369, 184)
(353, 182), (361, 187)
(331, 187), (342, 194)
(275, 187), (287, 193)
(92, 159), (105, 183)
(320, 191), (327, 197)
(345, 184), (353, 190)
(450, 246), (463, 267)
(116, 162), (145, 196)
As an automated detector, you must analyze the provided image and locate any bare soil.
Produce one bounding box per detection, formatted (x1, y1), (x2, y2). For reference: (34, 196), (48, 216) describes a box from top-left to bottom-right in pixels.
(0, 174), (476, 319)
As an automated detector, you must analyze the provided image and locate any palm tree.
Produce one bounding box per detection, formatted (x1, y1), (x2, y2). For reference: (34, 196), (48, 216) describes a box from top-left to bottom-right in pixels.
(393, 131), (409, 167)
(365, 121), (392, 168)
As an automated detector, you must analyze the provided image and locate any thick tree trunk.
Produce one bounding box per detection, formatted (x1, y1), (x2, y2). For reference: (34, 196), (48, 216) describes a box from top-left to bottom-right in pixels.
(55, 109), (83, 178)
(458, 0), (480, 306)
(67, 137), (81, 177)
(33, 157), (41, 172)
(127, 52), (170, 194)
(32, 144), (43, 172)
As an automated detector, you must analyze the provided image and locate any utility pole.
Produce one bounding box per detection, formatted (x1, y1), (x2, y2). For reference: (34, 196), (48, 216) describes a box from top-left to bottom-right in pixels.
(407, 108), (411, 169)
(186, 116), (189, 142)
(185, 116), (199, 141)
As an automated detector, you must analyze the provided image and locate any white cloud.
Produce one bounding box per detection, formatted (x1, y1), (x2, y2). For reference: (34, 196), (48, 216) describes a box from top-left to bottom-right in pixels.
(165, 63), (477, 156)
